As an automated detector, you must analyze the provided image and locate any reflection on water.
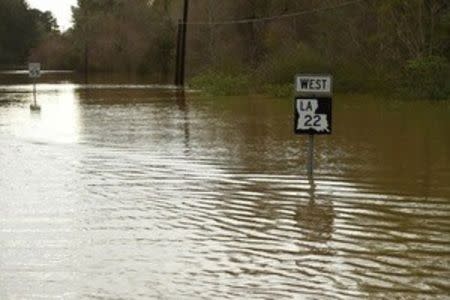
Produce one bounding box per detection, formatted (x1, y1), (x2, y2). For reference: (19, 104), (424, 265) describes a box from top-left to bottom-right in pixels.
(295, 182), (334, 243)
(0, 74), (449, 299)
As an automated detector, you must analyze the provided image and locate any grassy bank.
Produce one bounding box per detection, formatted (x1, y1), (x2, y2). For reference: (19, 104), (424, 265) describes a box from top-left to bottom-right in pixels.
(190, 54), (450, 100)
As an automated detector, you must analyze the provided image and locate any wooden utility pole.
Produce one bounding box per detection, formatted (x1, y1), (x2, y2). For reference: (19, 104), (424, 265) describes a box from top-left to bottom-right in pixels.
(84, 43), (89, 84)
(175, 0), (190, 87)
(175, 19), (182, 85)
(84, 9), (89, 84)
(180, 0), (190, 86)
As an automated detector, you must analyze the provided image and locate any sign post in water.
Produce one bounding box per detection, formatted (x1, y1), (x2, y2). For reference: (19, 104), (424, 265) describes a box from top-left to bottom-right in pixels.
(294, 74), (333, 179)
(28, 63), (41, 111)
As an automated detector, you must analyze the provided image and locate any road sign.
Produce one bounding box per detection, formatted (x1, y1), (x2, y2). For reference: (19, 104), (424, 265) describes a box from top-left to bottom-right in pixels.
(295, 74), (332, 96)
(294, 74), (333, 179)
(295, 97), (332, 135)
(28, 63), (41, 78)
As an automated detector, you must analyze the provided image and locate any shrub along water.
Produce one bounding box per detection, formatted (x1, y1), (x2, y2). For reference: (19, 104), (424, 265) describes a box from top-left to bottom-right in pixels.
(404, 56), (450, 100)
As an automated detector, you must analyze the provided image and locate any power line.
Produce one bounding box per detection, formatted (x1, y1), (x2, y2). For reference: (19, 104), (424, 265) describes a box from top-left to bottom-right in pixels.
(184, 0), (366, 25)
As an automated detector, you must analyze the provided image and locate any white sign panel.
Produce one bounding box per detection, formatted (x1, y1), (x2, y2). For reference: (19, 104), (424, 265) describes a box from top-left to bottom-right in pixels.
(28, 63), (41, 78)
(296, 75), (332, 95)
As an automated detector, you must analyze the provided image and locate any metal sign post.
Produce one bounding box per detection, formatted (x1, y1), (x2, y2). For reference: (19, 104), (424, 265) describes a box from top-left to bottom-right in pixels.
(294, 74), (333, 180)
(28, 63), (41, 111)
(33, 78), (37, 106)
(307, 134), (314, 179)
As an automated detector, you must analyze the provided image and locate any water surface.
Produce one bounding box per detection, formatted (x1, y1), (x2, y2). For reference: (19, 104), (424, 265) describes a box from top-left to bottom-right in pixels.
(1, 74), (449, 299)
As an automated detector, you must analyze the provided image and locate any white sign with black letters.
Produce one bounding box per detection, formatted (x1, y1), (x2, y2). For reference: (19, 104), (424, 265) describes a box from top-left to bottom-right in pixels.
(294, 74), (333, 177)
(296, 74), (332, 95)
(28, 63), (41, 78)
(294, 74), (333, 135)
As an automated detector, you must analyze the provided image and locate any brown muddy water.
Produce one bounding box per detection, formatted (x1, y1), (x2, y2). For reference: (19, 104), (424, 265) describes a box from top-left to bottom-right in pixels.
(0, 72), (449, 299)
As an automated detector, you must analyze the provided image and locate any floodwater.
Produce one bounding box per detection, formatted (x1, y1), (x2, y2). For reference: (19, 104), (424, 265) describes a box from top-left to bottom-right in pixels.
(0, 73), (449, 300)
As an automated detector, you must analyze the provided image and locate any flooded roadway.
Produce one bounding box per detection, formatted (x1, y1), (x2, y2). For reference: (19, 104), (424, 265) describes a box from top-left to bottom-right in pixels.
(0, 73), (450, 299)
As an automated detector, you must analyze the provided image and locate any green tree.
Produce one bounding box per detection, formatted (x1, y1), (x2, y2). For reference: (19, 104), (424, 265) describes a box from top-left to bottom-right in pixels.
(71, 0), (176, 76)
(0, 0), (35, 65)
(0, 0), (59, 66)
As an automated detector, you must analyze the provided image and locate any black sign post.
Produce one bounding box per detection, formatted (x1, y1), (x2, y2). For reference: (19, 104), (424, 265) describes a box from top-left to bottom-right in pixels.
(295, 75), (333, 180)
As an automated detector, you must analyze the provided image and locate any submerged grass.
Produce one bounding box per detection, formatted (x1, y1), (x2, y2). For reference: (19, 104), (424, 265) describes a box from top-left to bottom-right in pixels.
(190, 71), (252, 96)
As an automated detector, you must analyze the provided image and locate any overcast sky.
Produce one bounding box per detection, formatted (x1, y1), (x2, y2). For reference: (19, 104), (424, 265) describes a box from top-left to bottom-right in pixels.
(27, 0), (77, 31)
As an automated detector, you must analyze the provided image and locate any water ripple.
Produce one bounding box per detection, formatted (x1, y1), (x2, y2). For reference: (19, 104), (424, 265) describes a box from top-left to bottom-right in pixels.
(1, 86), (449, 299)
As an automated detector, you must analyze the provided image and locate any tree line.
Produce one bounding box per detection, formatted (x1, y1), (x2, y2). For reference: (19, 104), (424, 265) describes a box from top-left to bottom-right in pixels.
(1, 0), (449, 98)
(0, 0), (58, 67)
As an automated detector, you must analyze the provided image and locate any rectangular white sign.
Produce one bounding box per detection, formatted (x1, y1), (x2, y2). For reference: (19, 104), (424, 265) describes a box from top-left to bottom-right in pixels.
(28, 63), (41, 78)
(295, 74), (332, 95)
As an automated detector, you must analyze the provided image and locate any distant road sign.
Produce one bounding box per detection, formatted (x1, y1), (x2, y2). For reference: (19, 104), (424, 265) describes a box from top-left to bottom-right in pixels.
(295, 74), (332, 96)
(295, 97), (332, 135)
(29, 63), (41, 78)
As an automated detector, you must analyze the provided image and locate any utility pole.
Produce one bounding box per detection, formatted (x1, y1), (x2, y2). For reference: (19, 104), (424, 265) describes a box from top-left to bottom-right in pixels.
(84, 43), (89, 84)
(175, 19), (182, 86)
(84, 8), (89, 84)
(175, 0), (190, 87)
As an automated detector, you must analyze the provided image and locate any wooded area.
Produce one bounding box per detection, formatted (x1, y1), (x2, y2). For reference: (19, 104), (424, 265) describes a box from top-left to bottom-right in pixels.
(0, 0), (57, 67)
(1, 0), (449, 98)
